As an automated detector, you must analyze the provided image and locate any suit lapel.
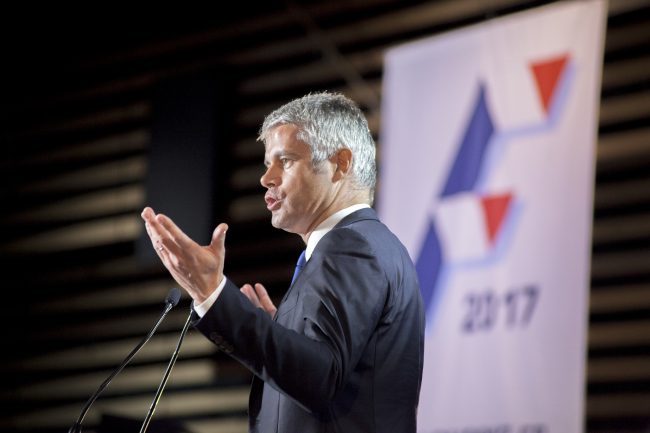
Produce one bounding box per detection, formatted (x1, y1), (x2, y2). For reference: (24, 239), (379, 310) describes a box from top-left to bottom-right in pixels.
(274, 208), (378, 320)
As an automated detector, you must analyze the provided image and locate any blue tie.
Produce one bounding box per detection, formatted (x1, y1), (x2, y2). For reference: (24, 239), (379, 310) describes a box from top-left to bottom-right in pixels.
(291, 250), (307, 285)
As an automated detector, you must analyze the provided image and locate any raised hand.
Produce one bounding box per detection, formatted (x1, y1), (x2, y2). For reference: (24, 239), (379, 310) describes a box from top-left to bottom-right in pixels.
(141, 207), (228, 303)
(240, 283), (277, 318)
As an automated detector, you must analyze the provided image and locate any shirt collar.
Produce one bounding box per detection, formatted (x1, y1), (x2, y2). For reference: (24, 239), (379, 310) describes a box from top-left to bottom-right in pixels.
(305, 203), (370, 261)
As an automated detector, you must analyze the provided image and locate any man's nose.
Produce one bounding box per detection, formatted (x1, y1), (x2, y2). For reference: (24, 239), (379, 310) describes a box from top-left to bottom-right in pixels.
(260, 166), (276, 188)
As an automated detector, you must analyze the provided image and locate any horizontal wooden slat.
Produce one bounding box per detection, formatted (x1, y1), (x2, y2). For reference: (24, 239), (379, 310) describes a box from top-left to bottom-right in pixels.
(233, 138), (265, 159)
(590, 283), (650, 313)
(18, 155), (147, 193)
(601, 56), (650, 91)
(605, 16), (650, 51)
(6, 102), (150, 141)
(607, 0), (650, 16)
(587, 392), (650, 417)
(599, 91), (650, 126)
(588, 356), (650, 382)
(589, 320), (650, 348)
(31, 307), (192, 343)
(0, 130), (149, 168)
(4, 184), (144, 223)
(9, 332), (215, 371)
(592, 212), (650, 244)
(10, 359), (216, 400)
(591, 250), (650, 280)
(595, 177), (650, 209)
(239, 47), (384, 95)
(0, 214), (141, 253)
(186, 418), (248, 433)
(229, 194), (268, 222)
(33, 279), (176, 313)
(597, 128), (650, 169)
(0, 387), (249, 430)
(231, 165), (265, 190)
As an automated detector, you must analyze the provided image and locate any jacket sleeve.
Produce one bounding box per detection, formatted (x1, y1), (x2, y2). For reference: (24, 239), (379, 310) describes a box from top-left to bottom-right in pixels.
(192, 227), (388, 413)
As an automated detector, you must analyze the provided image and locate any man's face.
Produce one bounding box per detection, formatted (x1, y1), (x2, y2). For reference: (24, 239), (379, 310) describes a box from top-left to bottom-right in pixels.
(261, 124), (338, 236)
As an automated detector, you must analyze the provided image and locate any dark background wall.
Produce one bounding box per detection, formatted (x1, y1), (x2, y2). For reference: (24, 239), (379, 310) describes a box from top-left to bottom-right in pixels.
(1, 1), (649, 432)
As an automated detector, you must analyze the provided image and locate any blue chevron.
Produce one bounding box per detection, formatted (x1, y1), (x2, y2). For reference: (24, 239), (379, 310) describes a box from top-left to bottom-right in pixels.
(441, 84), (494, 197)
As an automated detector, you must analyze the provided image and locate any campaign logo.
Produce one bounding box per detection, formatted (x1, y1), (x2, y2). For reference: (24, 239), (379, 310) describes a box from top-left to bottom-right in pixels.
(416, 53), (574, 321)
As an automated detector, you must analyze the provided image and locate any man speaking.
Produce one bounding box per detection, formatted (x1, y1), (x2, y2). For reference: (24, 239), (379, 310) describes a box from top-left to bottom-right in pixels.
(141, 92), (424, 432)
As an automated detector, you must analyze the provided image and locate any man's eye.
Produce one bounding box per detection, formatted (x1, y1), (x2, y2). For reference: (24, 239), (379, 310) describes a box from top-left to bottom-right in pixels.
(281, 158), (293, 168)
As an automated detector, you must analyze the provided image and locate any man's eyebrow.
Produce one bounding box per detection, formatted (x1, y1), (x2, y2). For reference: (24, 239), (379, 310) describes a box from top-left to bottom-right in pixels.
(264, 150), (301, 165)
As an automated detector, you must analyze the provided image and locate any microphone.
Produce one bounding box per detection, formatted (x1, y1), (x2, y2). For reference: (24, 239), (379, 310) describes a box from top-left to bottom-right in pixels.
(68, 288), (182, 433)
(139, 308), (193, 433)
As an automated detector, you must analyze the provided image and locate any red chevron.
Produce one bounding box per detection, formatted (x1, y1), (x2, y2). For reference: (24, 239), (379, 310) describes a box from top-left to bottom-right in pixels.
(481, 193), (513, 245)
(531, 54), (569, 114)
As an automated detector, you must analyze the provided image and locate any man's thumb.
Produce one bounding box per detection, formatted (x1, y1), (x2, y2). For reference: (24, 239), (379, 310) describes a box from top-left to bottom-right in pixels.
(210, 223), (228, 251)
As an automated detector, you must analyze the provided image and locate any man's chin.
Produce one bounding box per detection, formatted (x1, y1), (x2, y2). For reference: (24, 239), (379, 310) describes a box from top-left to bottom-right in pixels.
(270, 214), (286, 230)
(270, 215), (298, 234)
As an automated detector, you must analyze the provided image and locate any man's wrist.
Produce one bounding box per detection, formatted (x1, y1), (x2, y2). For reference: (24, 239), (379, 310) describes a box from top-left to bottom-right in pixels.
(193, 277), (228, 317)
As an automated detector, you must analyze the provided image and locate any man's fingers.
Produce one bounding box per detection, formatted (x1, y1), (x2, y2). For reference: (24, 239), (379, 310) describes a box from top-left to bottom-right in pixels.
(142, 214), (187, 258)
(142, 208), (187, 269)
(240, 284), (261, 308)
(142, 208), (170, 250)
(254, 283), (277, 312)
(141, 208), (158, 241)
(141, 207), (155, 221)
(254, 283), (270, 300)
(156, 213), (194, 249)
(241, 283), (275, 317)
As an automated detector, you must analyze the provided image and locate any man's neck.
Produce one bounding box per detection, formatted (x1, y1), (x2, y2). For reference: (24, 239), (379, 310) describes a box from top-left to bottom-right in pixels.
(301, 203), (371, 260)
(299, 185), (372, 242)
(300, 198), (370, 244)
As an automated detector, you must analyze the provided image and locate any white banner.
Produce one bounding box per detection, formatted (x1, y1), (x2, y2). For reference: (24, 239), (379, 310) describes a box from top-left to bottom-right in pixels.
(379, 1), (607, 432)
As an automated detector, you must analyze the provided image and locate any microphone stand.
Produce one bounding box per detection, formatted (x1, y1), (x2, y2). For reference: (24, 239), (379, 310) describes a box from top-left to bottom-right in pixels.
(68, 288), (180, 433)
(139, 308), (193, 433)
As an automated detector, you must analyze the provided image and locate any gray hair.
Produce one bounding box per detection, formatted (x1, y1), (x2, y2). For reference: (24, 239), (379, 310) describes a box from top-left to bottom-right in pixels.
(258, 92), (377, 193)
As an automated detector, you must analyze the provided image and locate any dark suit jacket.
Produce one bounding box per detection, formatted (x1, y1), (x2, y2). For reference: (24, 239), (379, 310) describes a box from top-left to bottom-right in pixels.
(194, 208), (425, 432)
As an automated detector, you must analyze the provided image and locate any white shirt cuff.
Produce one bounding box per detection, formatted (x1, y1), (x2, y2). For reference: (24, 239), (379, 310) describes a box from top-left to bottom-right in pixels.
(193, 276), (228, 318)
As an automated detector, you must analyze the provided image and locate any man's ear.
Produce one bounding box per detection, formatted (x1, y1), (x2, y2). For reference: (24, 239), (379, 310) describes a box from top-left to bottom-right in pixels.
(332, 148), (352, 180)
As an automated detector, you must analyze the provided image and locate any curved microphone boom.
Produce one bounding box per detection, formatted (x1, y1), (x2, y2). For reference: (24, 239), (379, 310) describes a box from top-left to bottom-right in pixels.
(68, 288), (182, 433)
(139, 308), (193, 433)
